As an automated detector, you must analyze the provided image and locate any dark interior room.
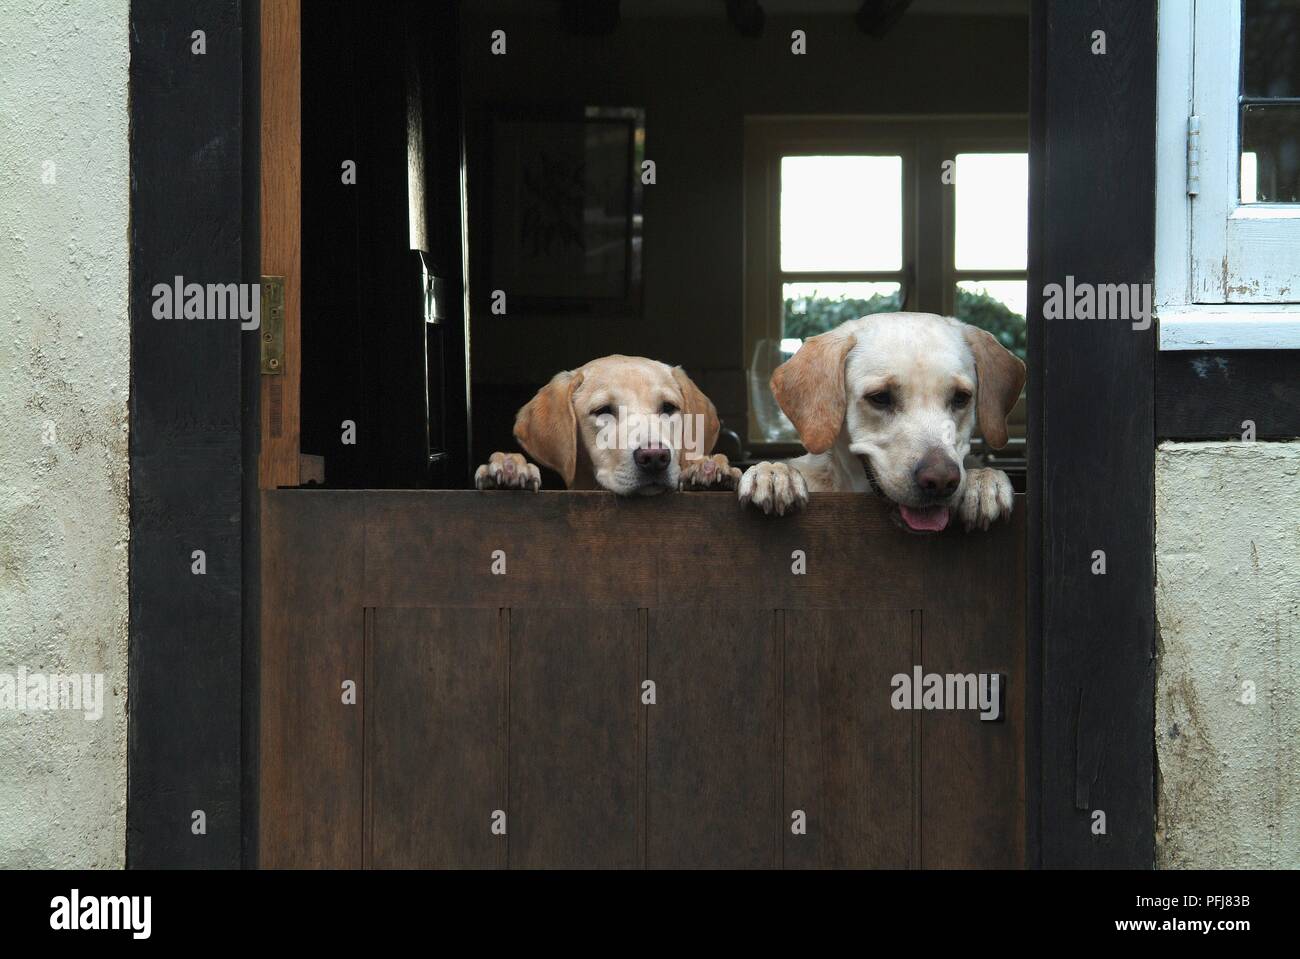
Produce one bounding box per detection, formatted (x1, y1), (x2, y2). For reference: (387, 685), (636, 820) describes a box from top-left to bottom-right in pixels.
(296, 0), (1029, 491)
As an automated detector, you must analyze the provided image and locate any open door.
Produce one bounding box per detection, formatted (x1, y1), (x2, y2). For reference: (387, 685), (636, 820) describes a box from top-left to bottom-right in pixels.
(121, 0), (1170, 874)
(254, 0), (1027, 869)
(258, 0), (470, 491)
(258, 0), (301, 489)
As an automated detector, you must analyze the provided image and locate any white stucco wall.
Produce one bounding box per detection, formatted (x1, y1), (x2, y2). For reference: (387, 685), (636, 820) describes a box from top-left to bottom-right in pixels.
(0, 0), (131, 867)
(1155, 441), (1300, 868)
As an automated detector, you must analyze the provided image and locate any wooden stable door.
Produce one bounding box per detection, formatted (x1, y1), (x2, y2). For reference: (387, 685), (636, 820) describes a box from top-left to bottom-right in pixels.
(258, 490), (1025, 868)
(255, 0), (1024, 869)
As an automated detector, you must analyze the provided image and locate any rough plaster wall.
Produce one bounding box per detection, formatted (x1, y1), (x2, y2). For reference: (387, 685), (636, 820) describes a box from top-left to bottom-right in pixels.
(1155, 442), (1300, 868)
(0, 0), (130, 867)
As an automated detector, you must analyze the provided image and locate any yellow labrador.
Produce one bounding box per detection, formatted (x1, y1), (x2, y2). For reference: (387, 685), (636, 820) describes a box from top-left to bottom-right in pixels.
(740, 313), (1026, 532)
(475, 354), (741, 496)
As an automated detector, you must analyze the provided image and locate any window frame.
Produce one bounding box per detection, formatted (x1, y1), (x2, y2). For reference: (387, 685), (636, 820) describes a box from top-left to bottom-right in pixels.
(743, 115), (1028, 449)
(1156, 0), (1300, 349)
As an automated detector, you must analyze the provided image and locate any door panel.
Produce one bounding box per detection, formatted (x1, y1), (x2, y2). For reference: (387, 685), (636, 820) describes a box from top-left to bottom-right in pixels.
(259, 491), (1025, 868)
(646, 607), (780, 868)
(367, 606), (505, 868)
(919, 607), (1023, 867)
(259, 492), (365, 867)
(920, 516), (1026, 867)
(508, 608), (643, 867)
(783, 609), (915, 868)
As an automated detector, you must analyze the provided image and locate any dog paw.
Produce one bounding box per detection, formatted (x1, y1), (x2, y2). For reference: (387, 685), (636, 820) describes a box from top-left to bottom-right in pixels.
(738, 461), (809, 516)
(957, 467), (1014, 530)
(679, 453), (743, 491)
(474, 452), (541, 491)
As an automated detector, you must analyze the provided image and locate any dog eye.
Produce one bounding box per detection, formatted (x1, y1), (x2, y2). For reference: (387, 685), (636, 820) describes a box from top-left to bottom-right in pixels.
(865, 391), (893, 409)
(952, 390), (972, 410)
(660, 402), (679, 415)
(590, 405), (614, 417)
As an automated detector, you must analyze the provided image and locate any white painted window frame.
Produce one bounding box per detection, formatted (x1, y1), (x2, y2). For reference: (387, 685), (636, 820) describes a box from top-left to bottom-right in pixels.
(1157, 0), (1300, 350)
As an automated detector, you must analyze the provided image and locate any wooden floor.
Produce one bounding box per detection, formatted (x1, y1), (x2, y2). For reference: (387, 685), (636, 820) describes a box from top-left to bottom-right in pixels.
(259, 490), (1025, 868)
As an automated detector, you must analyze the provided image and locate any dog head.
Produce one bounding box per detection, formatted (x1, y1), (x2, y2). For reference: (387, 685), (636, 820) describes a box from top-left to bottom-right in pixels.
(514, 354), (720, 496)
(771, 312), (1025, 533)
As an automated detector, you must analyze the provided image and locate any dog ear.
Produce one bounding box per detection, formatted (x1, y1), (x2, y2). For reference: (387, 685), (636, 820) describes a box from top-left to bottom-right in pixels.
(962, 325), (1026, 450)
(770, 328), (856, 454)
(671, 366), (719, 463)
(514, 370), (585, 486)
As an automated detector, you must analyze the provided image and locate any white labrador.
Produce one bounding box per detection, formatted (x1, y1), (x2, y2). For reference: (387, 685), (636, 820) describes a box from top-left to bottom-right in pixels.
(739, 313), (1026, 532)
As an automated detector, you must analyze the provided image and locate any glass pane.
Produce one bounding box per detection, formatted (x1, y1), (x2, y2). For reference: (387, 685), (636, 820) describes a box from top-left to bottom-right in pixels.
(783, 281), (902, 342)
(953, 153), (1028, 271)
(1240, 105), (1300, 202)
(955, 280), (1027, 360)
(780, 156), (902, 271)
(1242, 0), (1300, 98)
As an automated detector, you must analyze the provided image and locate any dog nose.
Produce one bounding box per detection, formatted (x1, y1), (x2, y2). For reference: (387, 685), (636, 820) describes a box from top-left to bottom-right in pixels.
(634, 444), (672, 472)
(912, 449), (961, 497)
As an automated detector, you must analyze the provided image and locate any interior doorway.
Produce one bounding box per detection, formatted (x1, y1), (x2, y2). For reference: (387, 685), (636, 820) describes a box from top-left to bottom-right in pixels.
(255, 0), (1032, 869)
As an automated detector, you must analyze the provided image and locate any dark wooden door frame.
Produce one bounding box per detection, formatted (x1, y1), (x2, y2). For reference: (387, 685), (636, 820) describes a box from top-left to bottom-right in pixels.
(126, 0), (253, 868)
(1028, 0), (1158, 867)
(128, 0), (1173, 868)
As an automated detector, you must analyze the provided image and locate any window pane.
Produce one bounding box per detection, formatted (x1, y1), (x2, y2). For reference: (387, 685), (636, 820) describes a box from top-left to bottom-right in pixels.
(1241, 1), (1300, 201)
(955, 280), (1027, 360)
(783, 281), (902, 341)
(1242, 0), (1300, 98)
(1240, 105), (1300, 202)
(953, 153), (1028, 271)
(780, 156), (902, 271)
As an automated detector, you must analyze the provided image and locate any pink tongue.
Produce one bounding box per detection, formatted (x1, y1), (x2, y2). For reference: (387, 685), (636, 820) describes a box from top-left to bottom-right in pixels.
(899, 505), (951, 532)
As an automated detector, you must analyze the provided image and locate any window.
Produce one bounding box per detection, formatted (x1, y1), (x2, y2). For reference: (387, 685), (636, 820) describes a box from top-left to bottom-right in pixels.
(779, 154), (906, 359)
(951, 152), (1029, 352)
(744, 117), (1027, 446)
(1157, 0), (1300, 349)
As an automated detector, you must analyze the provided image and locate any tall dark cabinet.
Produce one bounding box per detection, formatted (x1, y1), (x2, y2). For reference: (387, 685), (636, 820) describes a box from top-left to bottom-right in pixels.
(300, 0), (470, 488)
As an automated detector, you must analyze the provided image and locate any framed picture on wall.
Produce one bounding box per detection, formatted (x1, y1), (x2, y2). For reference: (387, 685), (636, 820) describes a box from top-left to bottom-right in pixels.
(487, 105), (645, 315)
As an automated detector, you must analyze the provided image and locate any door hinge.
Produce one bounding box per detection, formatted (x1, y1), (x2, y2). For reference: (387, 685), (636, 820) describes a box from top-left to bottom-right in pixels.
(260, 275), (285, 374)
(1187, 115), (1201, 197)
